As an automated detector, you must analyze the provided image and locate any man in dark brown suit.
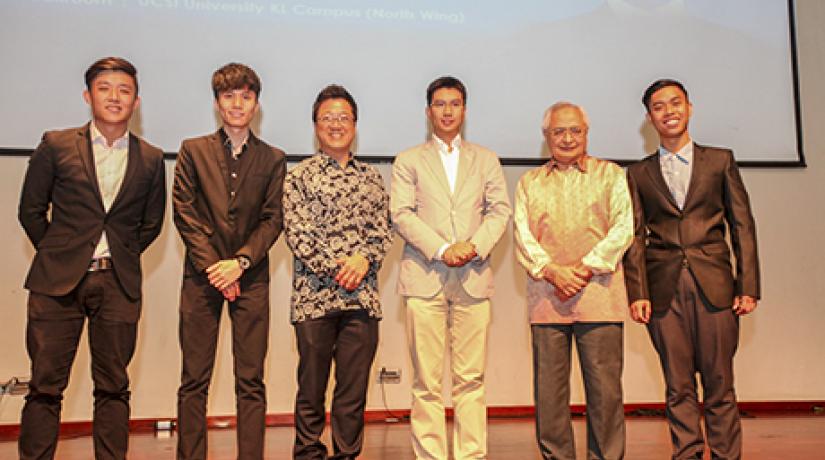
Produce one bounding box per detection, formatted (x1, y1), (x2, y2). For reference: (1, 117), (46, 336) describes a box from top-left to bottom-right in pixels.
(17, 57), (166, 460)
(173, 63), (286, 460)
(624, 79), (760, 460)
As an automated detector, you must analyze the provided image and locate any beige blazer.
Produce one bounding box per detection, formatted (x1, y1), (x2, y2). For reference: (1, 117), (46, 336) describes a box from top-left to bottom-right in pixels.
(391, 140), (512, 299)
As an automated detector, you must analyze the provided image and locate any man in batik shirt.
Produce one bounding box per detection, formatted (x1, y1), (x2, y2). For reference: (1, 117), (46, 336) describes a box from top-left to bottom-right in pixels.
(283, 84), (392, 460)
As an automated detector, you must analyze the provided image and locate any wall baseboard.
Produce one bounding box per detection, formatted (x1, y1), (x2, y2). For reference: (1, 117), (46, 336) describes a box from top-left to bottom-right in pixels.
(1, 401), (822, 440)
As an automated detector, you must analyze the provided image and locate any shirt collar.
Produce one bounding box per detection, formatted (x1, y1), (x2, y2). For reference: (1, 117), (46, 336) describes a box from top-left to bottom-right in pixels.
(90, 122), (129, 150)
(319, 150), (360, 171)
(658, 140), (693, 165)
(220, 128), (250, 157)
(433, 134), (462, 155)
(545, 153), (589, 173)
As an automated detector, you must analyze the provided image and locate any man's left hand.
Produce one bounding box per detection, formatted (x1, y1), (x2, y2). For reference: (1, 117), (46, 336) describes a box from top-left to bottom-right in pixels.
(733, 295), (758, 315)
(206, 259), (244, 291)
(335, 253), (369, 291)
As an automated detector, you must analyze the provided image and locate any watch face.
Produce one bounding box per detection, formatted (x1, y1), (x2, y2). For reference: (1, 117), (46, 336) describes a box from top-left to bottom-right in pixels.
(238, 257), (251, 269)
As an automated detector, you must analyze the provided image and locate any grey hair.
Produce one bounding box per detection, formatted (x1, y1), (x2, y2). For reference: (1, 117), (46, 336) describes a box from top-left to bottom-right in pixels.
(541, 101), (590, 131)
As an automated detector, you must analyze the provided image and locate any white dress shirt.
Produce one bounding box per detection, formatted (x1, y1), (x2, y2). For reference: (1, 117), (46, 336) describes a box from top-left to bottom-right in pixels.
(90, 122), (129, 260)
(433, 134), (463, 260)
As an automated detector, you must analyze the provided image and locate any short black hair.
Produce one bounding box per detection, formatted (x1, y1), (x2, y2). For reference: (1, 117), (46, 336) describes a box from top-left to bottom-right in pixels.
(426, 76), (467, 106)
(312, 84), (358, 123)
(212, 63), (261, 99)
(85, 57), (138, 94)
(642, 79), (689, 111)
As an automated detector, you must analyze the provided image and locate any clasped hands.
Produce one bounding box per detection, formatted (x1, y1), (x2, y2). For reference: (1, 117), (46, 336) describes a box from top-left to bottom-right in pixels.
(206, 258), (244, 301)
(543, 261), (593, 301)
(443, 241), (477, 267)
(335, 253), (369, 291)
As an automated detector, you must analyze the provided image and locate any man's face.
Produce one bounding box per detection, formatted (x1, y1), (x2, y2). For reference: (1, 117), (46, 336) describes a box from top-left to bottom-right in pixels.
(427, 87), (465, 142)
(215, 86), (259, 130)
(315, 98), (356, 156)
(546, 106), (588, 165)
(646, 85), (692, 141)
(82, 70), (140, 127)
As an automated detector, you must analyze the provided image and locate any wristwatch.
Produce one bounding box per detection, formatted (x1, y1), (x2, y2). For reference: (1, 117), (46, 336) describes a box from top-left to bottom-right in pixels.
(236, 256), (251, 270)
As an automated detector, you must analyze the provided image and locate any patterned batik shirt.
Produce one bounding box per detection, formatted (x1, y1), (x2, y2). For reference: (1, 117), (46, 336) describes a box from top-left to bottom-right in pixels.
(283, 152), (392, 323)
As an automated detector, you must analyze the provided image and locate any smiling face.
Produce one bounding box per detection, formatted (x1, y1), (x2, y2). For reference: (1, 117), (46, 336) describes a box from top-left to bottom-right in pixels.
(427, 87), (465, 143)
(214, 86), (259, 130)
(315, 98), (356, 158)
(646, 84), (692, 146)
(82, 70), (140, 131)
(545, 105), (588, 165)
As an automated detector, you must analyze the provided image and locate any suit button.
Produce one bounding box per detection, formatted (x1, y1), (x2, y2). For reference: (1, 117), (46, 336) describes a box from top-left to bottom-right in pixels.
(682, 258), (689, 268)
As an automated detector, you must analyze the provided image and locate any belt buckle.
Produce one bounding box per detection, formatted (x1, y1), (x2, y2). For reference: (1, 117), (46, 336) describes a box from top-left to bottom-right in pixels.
(89, 257), (113, 272)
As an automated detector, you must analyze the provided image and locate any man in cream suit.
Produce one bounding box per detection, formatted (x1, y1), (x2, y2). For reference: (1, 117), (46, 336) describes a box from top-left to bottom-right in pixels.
(391, 76), (512, 460)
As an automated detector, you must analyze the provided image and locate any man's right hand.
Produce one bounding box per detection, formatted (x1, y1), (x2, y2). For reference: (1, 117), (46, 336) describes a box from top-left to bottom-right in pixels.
(543, 263), (589, 300)
(629, 299), (652, 324)
(222, 281), (241, 302)
(443, 241), (477, 267)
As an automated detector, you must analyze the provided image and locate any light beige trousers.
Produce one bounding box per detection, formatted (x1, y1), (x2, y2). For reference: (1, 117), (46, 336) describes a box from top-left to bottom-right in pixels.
(405, 275), (491, 460)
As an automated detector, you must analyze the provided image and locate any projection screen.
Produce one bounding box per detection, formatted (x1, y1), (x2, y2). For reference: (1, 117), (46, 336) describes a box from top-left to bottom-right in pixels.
(0, 0), (803, 165)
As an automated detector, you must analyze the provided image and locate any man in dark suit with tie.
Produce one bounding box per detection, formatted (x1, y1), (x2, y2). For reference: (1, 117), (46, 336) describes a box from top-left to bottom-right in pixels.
(17, 56), (166, 460)
(173, 63), (286, 460)
(624, 79), (760, 460)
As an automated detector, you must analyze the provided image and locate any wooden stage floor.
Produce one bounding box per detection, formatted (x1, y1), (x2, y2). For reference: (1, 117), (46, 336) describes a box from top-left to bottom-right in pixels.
(2, 414), (824, 459)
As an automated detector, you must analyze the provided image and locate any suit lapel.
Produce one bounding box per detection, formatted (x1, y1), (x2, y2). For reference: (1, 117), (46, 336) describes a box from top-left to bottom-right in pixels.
(210, 131), (232, 196)
(681, 142), (704, 209)
(452, 142), (474, 200)
(76, 124), (104, 210)
(421, 142), (452, 198)
(643, 153), (680, 211)
(108, 134), (140, 212)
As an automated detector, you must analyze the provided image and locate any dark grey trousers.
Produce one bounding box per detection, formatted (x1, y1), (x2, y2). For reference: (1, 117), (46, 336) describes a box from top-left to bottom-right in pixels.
(532, 322), (625, 460)
(647, 268), (741, 460)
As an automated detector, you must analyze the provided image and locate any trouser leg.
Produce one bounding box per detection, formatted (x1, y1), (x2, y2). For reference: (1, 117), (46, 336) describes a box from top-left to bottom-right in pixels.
(694, 284), (741, 459)
(329, 313), (379, 459)
(293, 316), (336, 460)
(229, 281), (270, 460)
(177, 277), (223, 460)
(405, 294), (448, 460)
(19, 291), (85, 460)
(647, 269), (706, 460)
(449, 298), (490, 460)
(87, 270), (139, 460)
(531, 324), (575, 460)
(574, 323), (625, 460)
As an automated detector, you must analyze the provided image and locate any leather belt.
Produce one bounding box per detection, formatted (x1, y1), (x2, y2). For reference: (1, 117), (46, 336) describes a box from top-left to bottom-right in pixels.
(88, 257), (113, 272)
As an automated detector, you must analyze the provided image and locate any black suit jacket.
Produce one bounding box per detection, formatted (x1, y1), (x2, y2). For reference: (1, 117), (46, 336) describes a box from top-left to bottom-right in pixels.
(623, 143), (760, 311)
(18, 124), (167, 300)
(172, 130), (286, 281)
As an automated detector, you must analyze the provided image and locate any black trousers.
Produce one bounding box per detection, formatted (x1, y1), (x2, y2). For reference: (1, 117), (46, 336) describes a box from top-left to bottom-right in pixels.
(647, 268), (741, 460)
(19, 270), (140, 460)
(293, 310), (379, 460)
(176, 276), (270, 460)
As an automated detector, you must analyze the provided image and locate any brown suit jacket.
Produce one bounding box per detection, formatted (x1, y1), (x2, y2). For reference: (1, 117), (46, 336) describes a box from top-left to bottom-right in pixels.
(172, 130), (286, 281)
(391, 140), (512, 299)
(18, 124), (166, 300)
(623, 143), (760, 311)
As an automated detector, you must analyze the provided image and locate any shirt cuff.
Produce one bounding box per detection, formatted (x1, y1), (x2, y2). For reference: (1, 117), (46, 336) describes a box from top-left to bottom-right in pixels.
(436, 243), (451, 261)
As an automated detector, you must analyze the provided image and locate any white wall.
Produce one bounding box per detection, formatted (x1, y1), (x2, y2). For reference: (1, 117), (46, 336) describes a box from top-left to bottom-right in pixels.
(1, 0), (824, 425)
